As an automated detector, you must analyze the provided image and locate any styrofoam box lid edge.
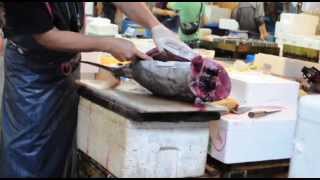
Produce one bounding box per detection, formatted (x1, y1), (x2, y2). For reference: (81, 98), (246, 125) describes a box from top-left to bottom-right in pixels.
(299, 95), (320, 123)
(230, 72), (300, 86)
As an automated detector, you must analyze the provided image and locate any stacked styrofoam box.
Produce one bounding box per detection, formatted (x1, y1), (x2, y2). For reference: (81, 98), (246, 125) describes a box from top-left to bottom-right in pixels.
(275, 13), (320, 51)
(275, 13), (319, 38)
(84, 2), (94, 16)
(205, 5), (231, 24)
(302, 2), (320, 15)
(199, 28), (212, 39)
(86, 17), (119, 37)
(276, 33), (320, 50)
(209, 72), (300, 164)
(254, 53), (320, 79)
(219, 18), (239, 31)
(77, 89), (210, 178)
(289, 95), (320, 178)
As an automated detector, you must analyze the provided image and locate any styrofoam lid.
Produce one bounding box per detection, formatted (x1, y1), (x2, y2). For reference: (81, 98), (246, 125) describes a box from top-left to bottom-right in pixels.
(219, 18), (239, 31)
(302, 2), (320, 14)
(230, 72), (300, 85)
(88, 17), (111, 25)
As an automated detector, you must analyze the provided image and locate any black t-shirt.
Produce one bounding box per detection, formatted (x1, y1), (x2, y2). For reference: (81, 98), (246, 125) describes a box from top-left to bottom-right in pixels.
(4, 2), (84, 38)
(3, 2), (84, 60)
(3, 2), (54, 38)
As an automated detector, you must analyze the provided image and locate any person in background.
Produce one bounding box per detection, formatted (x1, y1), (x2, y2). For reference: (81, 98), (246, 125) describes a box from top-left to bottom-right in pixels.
(102, 2), (125, 28)
(102, 2), (117, 23)
(152, 2), (179, 32)
(167, 2), (207, 48)
(263, 2), (282, 37)
(283, 2), (298, 13)
(94, 2), (103, 17)
(232, 2), (270, 40)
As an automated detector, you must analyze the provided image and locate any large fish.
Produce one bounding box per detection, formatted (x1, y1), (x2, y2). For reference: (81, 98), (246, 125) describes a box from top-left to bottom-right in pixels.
(81, 48), (231, 105)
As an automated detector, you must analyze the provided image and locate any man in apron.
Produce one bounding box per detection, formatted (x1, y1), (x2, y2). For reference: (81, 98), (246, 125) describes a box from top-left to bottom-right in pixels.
(0, 2), (190, 178)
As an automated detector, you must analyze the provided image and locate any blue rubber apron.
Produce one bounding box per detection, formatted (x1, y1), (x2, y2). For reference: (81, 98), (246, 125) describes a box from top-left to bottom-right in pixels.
(0, 2), (83, 177)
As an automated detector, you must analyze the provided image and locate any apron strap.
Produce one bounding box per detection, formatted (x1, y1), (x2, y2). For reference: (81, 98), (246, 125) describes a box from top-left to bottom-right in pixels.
(44, 2), (53, 19)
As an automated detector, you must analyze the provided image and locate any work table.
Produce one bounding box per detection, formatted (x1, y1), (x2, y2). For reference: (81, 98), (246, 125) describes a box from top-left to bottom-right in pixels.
(77, 79), (226, 122)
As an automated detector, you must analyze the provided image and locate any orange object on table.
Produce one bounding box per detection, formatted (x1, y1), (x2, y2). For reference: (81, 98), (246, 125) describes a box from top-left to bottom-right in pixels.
(100, 55), (131, 67)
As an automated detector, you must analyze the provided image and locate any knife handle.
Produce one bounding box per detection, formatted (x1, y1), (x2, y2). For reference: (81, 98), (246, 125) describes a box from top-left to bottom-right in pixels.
(248, 111), (268, 118)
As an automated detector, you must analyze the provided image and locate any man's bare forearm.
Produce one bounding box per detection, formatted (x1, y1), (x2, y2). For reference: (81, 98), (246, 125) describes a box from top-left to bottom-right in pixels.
(259, 23), (268, 35)
(113, 2), (160, 29)
(33, 28), (110, 53)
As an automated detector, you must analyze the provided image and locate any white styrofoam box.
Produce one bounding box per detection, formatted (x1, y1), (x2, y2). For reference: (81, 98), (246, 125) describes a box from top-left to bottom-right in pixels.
(77, 97), (210, 178)
(280, 34), (320, 50)
(254, 53), (320, 79)
(280, 13), (319, 28)
(127, 38), (156, 53)
(208, 112), (297, 164)
(208, 69), (299, 164)
(199, 28), (212, 39)
(229, 72), (300, 107)
(276, 13), (319, 37)
(302, 2), (320, 15)
(86, 17), (119, 37)
(276, 33), (320, 50)
(205, 5), (231, 24)
(275, 21), (289, 38)
(219, 18), (239, 31)
(85, 16), (96, 25)
(289, 95), (320, 178)
(84, 2), (94, 16)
